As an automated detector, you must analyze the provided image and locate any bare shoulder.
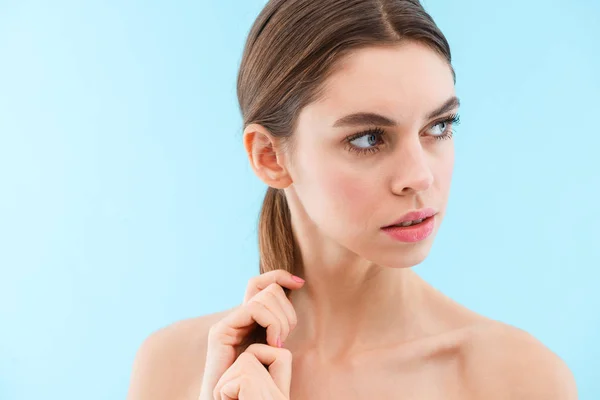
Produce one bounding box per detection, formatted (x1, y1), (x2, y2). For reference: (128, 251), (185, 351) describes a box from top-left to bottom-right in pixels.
(462, 320), (578, 400)
(126, 307), (235, 400)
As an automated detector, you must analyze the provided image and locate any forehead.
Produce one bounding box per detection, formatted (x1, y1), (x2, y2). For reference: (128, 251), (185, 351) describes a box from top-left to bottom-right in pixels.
(303, 42), (455, 124)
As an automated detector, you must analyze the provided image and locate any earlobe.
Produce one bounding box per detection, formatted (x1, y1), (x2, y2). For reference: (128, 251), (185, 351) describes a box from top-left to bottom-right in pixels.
(243, 124), (293, 189)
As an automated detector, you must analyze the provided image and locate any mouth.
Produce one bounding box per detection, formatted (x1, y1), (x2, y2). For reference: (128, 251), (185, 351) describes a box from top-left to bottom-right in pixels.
(380, 208), (437, 243)
(383, 216), (433, 228)
(381, 215), (436, 243)
(383, 208), (437, 229)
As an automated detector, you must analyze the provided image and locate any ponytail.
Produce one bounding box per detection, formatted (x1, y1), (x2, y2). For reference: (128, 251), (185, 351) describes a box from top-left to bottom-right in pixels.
(258, 186), (297, 275)
(241, 186), (298, 350)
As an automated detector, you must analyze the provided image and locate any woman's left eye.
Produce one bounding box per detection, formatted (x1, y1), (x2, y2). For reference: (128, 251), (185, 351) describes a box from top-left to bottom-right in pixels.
(427, 114), (460, 139)
(430, 120), (448, 136)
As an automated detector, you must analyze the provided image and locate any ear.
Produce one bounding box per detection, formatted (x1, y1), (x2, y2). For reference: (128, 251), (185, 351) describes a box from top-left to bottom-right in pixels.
(243, 123), (293, 189)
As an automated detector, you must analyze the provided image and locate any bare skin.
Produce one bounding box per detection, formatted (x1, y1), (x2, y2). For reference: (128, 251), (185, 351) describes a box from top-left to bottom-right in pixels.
(127, 272), (575, 399)
(127, 43), (577, 399)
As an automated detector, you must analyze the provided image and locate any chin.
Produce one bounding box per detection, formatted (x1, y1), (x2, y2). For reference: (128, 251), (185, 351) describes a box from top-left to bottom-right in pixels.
(385, 252), (429, 268)
(374, 237), (436, 269)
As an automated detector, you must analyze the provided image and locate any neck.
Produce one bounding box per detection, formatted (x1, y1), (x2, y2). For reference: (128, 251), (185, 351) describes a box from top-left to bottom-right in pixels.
(286, 240), (433, 361)
(281, 188), (444, 361)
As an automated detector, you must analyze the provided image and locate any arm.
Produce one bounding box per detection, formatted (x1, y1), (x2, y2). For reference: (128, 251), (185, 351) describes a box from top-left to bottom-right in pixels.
(126, 270), (303, 400)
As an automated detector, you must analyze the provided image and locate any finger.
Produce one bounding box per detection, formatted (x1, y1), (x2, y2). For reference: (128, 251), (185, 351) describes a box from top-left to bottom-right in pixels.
(214, 352), (270, 399)
(244, 343), (293, 397)
(219, 376), (241, 399)
(252, 285), (292, 345)
(219, 375), (262, 400)
(250, 295), (288, 347)
(266, 282), (298, 332)
(244, 269), (305, 303)
(219, 300), (282, 348)
(261, 283), (297, 343)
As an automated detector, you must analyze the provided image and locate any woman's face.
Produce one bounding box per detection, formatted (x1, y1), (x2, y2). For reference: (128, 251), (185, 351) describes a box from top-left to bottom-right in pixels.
(285, 41), (458, 269)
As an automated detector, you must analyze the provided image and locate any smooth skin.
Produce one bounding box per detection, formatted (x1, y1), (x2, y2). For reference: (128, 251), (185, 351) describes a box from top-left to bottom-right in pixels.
(127, 42), (577, 399)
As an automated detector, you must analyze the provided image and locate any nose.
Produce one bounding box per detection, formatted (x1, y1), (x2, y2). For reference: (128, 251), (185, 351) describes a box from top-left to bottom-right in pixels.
(390, 141), (434, 195)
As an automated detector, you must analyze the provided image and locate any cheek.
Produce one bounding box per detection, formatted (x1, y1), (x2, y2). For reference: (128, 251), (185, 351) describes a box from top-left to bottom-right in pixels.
(319, 171), (373, 210)
(434, 145), (454, 198)
(298, 150), (379, 229)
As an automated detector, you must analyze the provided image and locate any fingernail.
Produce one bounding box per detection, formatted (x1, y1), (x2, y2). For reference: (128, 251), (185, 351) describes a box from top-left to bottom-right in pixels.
(292, 275), (305, 283)
(277, 336), (282, 348)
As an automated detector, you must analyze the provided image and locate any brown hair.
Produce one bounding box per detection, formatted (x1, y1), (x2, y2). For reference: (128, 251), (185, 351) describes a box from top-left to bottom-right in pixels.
(237, 0), (454, 280)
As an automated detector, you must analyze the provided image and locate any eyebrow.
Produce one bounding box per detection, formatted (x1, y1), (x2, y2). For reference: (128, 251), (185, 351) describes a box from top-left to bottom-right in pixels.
(332, 96), (460, 128)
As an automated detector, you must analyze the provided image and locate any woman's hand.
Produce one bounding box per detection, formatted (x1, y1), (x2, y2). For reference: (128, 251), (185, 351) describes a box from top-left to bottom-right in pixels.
(213, 343), (292, 399)
(198, 269), (304, 400)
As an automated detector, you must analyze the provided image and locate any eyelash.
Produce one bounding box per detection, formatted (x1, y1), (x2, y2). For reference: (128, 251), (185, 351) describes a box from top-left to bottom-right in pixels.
(344, 113), (461, 156)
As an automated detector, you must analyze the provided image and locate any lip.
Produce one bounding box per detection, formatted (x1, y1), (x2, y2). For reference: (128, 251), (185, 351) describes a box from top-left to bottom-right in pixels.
(381, 216), (435, 243)
(383, 208), (437, 228)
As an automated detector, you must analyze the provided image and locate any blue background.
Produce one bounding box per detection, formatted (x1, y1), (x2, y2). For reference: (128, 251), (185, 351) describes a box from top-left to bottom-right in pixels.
(1, 0), (598, 398)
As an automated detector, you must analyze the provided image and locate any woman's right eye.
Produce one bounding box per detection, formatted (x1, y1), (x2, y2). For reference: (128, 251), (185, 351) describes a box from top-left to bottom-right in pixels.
(351, 133), (379, 148)
(345, 127), (386, 156)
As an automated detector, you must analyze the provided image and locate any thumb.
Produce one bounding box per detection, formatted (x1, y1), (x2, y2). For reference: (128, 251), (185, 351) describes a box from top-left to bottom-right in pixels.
(243, 343), (293, 397)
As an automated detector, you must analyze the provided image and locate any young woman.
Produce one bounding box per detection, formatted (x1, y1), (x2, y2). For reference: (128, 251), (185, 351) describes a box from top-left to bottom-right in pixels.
(127, 0), (577, 398)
